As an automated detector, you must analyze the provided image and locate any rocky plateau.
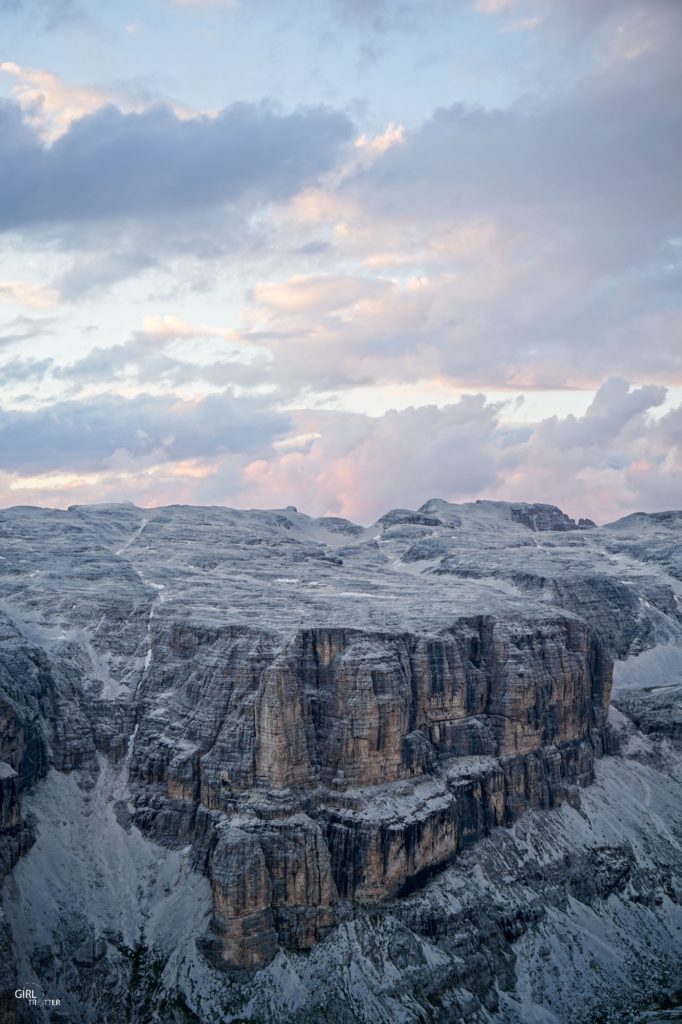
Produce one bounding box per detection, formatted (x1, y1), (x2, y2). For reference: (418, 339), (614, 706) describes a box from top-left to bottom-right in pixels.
(0, 498), (681, 1023)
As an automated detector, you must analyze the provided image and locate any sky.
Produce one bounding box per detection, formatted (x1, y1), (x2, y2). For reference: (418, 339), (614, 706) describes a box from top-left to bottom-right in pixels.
(0, 0), (680, 524)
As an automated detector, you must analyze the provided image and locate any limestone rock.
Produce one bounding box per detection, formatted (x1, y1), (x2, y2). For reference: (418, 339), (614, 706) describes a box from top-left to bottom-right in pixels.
(0, 498), (680, 1014)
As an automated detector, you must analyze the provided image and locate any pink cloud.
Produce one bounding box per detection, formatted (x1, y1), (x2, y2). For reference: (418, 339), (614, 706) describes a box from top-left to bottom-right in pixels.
(2, 381), (679, 524)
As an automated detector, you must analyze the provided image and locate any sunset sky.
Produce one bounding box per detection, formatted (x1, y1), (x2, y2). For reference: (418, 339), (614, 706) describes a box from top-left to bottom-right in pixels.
(0, 0), (680, 523)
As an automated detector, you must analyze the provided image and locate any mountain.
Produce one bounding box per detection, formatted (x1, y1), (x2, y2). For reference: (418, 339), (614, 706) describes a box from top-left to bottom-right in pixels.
(1, 499), (681, 1023)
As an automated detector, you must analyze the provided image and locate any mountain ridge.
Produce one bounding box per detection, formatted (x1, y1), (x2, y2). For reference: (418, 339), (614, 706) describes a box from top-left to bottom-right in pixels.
(0, 499), (681, 1022)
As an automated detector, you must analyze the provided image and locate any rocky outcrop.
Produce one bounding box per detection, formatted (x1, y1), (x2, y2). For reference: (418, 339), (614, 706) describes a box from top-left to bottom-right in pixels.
(204, 826), (279, 971)
(0, 761), (31, 881)
(505, 502), (596, 532)
(613, 684), (682, 750)
(0, 763), (19, 831)
(199, 812), (338, 971)
(131, 614), (609, 797)
(125, 610), (611, 968)
(0, 615), (48, 885)
(0, 498), (680, 1012)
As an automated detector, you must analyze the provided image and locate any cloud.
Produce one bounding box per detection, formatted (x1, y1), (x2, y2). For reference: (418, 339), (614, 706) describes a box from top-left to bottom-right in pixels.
(495, 379), (681, 521)
(330, 0), (419, 33)
(0, 375), (678, 524)
(0, 0), (679, 525)
(475, 0), (516, 13)
(0, 98), (353, 233)
(0, 315), (270, 393)
(350, 0), (682, 252)
(233, 380), (681, 523)
(0, 61), (136, 142)
(0, 357), (53, 383)
(243, 248), (681, 394)
(0, 61), (202, 144)
(238, 396), (501, 520)
(0, 0), (86, 31)
(0, 314), (58, 348)
(251, 1), (682, 394)
(329, 0), (462, 35)
(0, 280), (59, 309)
(51, 329), (268, 393)
(353, 122), (405, 159)
(0, 90), (352, 294)
(141, 315), (237, 341)
(348, 79), (681, 270)
(56, 247), (159, 300)
(0, 390), (289, 474)
(533, 379), (667, 449)
(251, 273), (392, 315)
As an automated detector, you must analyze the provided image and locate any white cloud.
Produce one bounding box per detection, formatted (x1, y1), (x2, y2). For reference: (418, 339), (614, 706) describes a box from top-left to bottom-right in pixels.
(0, 61), (202, 144)
(0, 280), (59, 309)
(475, 0), (516, 13)
(0, 0), (679, 525)
(142, 315), (238, 341)
(0, 61), (132, 142)
(0, 376), (678, 525)
(251, 273), (392, 316)
(354, 122), (405, 158)
(233, 381), (681, 523)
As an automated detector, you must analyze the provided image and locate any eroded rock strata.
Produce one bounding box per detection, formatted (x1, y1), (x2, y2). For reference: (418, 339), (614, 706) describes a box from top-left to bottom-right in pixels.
(126, 615), (609, 969)
(0, 499), (681, 1022)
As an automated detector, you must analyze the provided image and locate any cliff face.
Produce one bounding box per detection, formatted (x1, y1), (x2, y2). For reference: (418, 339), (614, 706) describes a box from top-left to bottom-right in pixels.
(0, 499), (680, 1022)
(127, 613), (610, 968)
(132, 616), (608, 795)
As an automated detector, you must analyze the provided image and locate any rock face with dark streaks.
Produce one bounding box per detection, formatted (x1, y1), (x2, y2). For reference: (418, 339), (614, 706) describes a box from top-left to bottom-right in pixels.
(0, 498), (681, 1023)
(126, 610), (611, 966)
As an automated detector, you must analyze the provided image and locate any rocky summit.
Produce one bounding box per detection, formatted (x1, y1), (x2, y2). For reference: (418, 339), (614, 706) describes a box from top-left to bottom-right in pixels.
(0, 499), (681, 1023)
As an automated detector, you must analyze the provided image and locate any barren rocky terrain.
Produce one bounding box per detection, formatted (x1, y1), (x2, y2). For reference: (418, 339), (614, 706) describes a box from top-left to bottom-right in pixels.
(0, 499), (681, 1023)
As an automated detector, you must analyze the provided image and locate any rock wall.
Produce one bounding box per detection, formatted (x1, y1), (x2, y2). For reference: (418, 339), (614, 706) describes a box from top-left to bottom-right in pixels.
(126, 613), (611, 970)
(14, 499), (682, 990)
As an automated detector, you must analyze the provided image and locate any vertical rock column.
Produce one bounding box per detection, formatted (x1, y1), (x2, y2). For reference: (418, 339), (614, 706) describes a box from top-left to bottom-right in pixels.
(203, 814), (339, 969)
(0, 763), (19, 833)
(205, 827), (278, 971)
